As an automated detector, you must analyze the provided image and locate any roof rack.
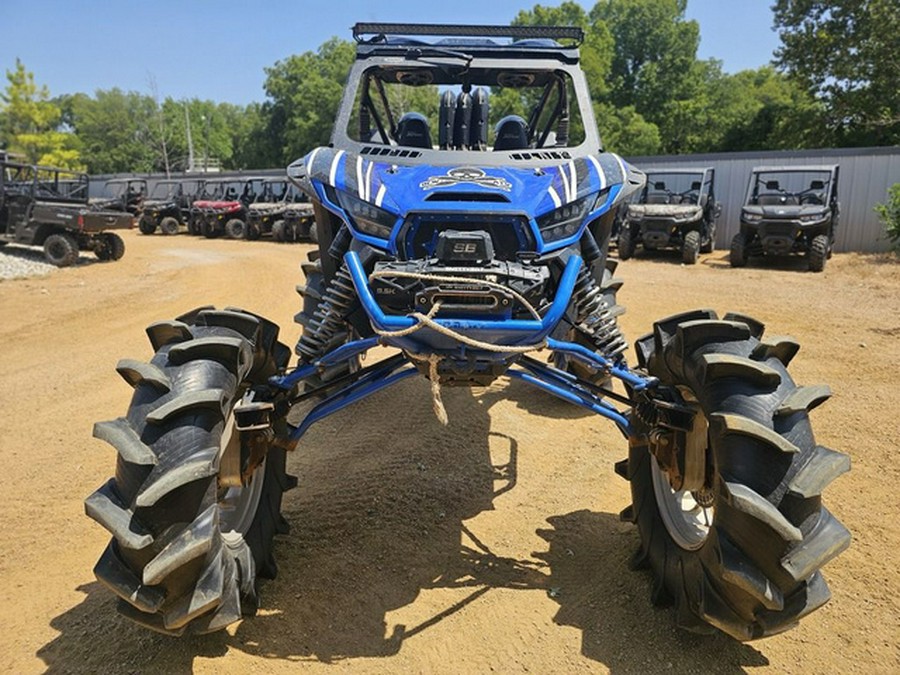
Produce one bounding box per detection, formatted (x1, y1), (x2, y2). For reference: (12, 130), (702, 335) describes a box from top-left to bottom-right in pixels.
(352, 22), (584, 45)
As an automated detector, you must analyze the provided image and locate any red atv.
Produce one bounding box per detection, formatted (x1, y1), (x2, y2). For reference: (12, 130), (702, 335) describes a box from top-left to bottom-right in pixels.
(189, 177), (266, 238)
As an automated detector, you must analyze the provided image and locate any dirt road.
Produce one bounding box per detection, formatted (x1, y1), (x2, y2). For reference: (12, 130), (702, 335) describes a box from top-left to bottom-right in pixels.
(0, 231), (897, 674)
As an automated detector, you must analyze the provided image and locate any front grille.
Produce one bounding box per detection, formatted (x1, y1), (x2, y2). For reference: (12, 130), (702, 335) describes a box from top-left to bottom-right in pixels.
(760, 222), (797, 238)
(398, 213), (534, 261)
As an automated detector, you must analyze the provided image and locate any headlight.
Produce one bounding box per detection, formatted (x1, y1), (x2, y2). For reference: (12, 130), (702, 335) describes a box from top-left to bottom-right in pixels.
(537, 195), (593, 243)
(337, 192), (396, 240)
(800, 213), (823, 222)
(743, 213), (762, 222)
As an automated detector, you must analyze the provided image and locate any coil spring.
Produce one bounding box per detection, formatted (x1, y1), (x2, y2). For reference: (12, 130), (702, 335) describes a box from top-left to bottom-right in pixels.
(572, 265), (628, 362)
(296, 264), (356, 362)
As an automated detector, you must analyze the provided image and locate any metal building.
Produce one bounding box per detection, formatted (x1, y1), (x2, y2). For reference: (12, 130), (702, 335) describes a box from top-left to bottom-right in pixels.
(626, 146), (900, 252)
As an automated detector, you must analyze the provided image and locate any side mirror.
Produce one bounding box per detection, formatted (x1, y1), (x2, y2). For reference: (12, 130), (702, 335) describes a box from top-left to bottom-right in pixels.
(810, 180), (825, 190)
(653, 181), (666, 190)
(690, 181), (701, 191)
(765, 180), (780, 190)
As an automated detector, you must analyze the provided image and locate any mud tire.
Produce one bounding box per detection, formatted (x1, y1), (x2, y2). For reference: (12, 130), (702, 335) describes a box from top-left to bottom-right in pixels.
(809, 235), (828, 272)
(44, 233), (79, 267)
(139, 216), (158, 235)
(225, 218), (247, 240)
(617, 227), (636, 260)
(86, 308), (293, 635)
(620, 310), (850, 640)
(730, 233), (747, 268)
(682, 230), (700, 264)
(159, 217), (180, 236)
(96, 233), (126, 261)
(272, 220), (286, 243)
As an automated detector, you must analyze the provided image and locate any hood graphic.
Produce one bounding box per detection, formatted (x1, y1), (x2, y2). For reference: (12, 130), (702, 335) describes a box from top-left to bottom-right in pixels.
(289, 147), (633, 219)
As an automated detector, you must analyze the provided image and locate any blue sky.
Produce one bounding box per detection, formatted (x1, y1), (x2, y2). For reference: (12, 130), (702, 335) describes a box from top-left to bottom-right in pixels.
(1, 1), (781, 106)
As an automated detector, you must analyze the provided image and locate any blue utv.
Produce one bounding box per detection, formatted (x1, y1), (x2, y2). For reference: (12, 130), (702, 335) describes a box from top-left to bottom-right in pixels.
(86, 23), (849, 642)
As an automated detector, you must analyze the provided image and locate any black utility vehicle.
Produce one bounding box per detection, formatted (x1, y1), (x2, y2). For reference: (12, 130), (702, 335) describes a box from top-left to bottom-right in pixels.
(189, 177), (267, 239)
(731, 165), (840, 272)
(618, 167), (720, 264)
(138, 178), (205, 235)
(92, 178), (147, 216)
(1, 160), (133, 266)
(247, 178), (314, 241)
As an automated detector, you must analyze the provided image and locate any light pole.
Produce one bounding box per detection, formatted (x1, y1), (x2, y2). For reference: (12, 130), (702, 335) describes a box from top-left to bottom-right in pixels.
(201, 114), (211, 172)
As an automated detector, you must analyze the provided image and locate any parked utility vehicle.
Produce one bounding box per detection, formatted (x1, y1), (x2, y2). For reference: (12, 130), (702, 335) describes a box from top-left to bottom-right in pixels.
(92, 178), (147, 216)
(247, 178), (314, 241)
(87, 24), (850, 642)
(138, 178), (205, 235)
(618, 167), (720, 264)
(190, 177), (267, 238)
(1, 160), (132, 265)
(731, 165), (840, 271)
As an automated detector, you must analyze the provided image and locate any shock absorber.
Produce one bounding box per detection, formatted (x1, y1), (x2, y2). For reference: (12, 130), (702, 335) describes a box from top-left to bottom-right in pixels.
(571, 264), (628, 362)
(295, 264), (357, 362)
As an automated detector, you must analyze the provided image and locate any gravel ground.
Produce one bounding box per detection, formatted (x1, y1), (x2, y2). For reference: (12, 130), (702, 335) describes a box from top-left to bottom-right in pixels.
(0, 245), (60, 280)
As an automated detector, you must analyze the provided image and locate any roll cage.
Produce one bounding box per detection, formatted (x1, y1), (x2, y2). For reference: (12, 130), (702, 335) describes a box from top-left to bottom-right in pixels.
(331, 23), (602, 166)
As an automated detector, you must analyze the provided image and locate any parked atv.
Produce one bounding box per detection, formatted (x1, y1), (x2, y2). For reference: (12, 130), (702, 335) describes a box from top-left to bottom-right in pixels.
(91, 178), (147, 216)
(731, 165), (840, 272)
(618, 167), (720, 264)
(138, 178), (205, 235)
(247, 179), (315, 242)
(189, 177), (266, 239)
(1, 159), (132, 265)
(87, 23), (849, 641)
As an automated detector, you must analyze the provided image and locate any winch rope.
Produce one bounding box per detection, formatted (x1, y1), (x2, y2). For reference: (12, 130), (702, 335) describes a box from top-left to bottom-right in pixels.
(368, 269), (550, 425)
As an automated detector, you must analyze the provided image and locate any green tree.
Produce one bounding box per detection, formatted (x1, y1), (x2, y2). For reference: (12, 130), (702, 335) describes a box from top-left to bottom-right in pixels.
(263, 38), (355, 164)
(65, 88), (157, 173)
(0, 59), (82, 169)
(773, 0), (900, 146)
(875, 183), (900, 251)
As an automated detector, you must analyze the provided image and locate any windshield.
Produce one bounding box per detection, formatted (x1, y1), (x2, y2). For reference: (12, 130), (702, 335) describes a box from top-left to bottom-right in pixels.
(639, 172), (706, 205)
(150, 182), (179, 199)
(747, 170), (832, 206)
(339, 58), (594, 158)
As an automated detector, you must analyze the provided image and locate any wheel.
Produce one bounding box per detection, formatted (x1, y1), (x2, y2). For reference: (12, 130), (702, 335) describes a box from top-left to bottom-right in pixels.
(700, 224), (716, 253)
(225, 218), (247, 240)
(682, 230), (700, 264)
(247, 223), (262, 241)
(617, 227), (636, 260)
(189, 217), (203, 236)
(619, 310), (850, 640)
(96, 233), (126, 261)
(159, 217), (180, 236)
(730, 233), (747, 268)
(139, 216), (158, 235)
(308, 221), (318, 244)
(85, 308), (293, 635)
(809, 234), (828, 272)
(271, 220), (286, 243)
(202, 220), (220, 239)
(43, 233), (79, 267)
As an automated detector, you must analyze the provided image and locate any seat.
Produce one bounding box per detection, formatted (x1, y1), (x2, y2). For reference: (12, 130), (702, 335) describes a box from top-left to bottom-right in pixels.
(493, 115), (528, 151)
(396, 112), (432, 149)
